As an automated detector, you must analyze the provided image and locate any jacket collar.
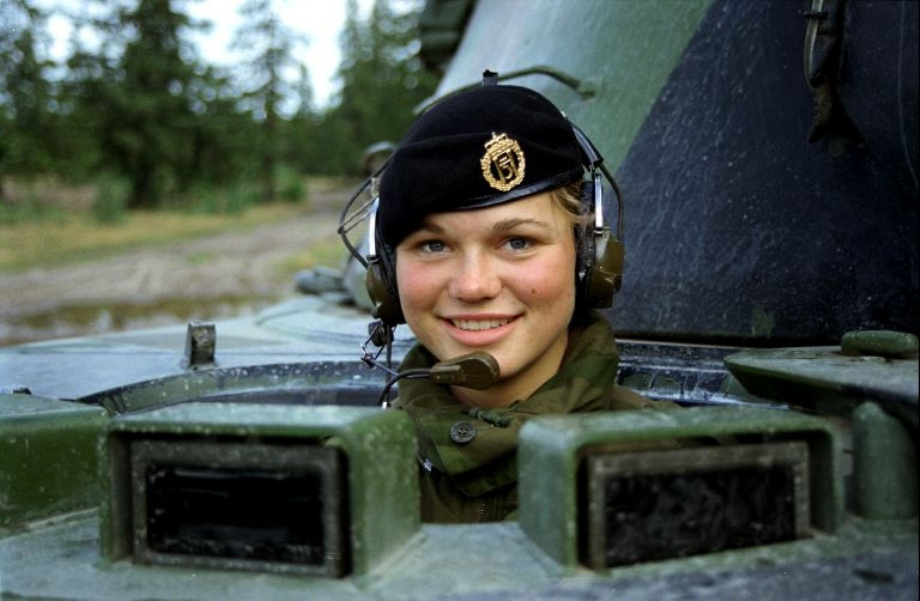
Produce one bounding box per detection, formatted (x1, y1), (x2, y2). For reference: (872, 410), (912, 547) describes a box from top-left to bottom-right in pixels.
(395, 311), (619, 496)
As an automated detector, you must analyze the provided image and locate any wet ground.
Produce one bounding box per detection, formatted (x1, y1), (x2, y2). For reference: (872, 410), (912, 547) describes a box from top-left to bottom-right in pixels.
(0, 198), (344, 347)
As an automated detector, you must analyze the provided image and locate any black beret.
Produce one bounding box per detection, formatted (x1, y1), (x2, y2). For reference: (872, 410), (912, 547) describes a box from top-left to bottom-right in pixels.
(377, 83), (585, 249)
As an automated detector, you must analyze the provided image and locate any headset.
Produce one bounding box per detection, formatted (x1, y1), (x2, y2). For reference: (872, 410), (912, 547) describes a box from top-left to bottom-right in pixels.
(338, 115), (625, 336)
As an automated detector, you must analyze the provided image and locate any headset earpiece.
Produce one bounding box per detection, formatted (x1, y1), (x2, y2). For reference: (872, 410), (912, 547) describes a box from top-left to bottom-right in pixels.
(363, 198), (405, 326)
(365, 251), (405, 325)
(585, 224), (624, 308)
(574, 154), (624, 309)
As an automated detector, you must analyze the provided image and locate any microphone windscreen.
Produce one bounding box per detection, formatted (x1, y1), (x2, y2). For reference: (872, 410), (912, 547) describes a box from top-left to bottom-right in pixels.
(429, 352), (500, 389)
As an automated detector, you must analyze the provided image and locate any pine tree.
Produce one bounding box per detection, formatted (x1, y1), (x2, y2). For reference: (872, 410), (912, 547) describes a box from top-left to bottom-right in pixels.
(110, 0), (200, 208)
(326, 0), (437, 175)
(0, 0), (55, 190)
(293, 62), (314, 119)
(232, 0), (306, 201)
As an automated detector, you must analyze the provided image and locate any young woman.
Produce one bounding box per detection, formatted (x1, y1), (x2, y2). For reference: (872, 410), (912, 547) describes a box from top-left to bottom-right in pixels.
(369, 79), (655, 522)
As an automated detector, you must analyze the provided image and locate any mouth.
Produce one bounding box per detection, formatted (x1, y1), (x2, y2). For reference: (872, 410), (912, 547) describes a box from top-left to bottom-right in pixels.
(449, 317), (512, 331)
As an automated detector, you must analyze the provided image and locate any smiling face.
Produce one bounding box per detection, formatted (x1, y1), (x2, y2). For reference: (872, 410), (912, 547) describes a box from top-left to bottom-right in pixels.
(395, 192), (577, 407)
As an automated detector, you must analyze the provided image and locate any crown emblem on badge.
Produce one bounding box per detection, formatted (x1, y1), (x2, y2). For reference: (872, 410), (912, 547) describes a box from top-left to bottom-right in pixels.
(480, 132), (526, 191)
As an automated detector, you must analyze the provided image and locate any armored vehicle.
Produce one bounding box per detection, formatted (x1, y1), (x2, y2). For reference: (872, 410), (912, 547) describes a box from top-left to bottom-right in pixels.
(1, 0), (917, 598)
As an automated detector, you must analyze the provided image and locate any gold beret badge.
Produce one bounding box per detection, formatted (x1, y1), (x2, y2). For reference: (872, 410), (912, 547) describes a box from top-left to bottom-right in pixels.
(480, 132), (526, 192)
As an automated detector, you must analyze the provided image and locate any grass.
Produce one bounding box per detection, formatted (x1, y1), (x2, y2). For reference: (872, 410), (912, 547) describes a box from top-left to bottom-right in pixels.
(0, 175), (358, 274)
(0, 202), (316, 274)
(273, 240), (349, 282)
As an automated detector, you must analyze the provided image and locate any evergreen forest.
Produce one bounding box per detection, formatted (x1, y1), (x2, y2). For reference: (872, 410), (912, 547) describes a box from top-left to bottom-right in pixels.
(0, 0), (439, 215)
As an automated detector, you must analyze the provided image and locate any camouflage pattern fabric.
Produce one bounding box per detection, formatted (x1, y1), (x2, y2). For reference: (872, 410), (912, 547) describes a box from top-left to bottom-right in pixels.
(394, 311), (654, 523)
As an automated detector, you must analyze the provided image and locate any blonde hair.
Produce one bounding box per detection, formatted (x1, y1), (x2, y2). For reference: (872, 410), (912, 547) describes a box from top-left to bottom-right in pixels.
(550, 180), (592, 227)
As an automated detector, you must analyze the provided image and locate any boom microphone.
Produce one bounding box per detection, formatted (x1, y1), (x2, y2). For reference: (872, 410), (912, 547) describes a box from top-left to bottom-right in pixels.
(376, 352), (500, 408)
(427, 352), (501, 389)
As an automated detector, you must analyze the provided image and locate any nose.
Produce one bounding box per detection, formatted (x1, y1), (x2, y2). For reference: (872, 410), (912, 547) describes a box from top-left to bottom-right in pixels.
(448, 250), (502, 302)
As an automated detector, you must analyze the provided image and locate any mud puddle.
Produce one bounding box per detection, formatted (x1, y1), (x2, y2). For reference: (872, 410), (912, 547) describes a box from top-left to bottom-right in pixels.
(0, 295), (281, 347)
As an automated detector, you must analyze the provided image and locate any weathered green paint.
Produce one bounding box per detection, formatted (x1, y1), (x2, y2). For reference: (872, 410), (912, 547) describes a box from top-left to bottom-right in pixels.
(2, 509), (915, 600)
(518, 407), (843, 568)
(1, 401), (916, 599)
(0, 394), (108, 532)
(429, 0), (712, 170)
(83, 361), (385, 415)
(724, 346), (919, 428)
(101, 404), (419, 576)
(842, 330), (920, 359)
(853, 402), (918, 519)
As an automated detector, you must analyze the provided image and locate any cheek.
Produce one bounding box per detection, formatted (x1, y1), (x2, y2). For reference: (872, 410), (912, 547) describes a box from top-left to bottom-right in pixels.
(520, 276), (574, 306)
(516, 252), (576, 305)
(395, 261), (436, 314)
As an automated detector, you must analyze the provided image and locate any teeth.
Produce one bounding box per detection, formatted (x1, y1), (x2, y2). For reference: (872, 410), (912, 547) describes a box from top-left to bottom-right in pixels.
(452, 318), (510, 331)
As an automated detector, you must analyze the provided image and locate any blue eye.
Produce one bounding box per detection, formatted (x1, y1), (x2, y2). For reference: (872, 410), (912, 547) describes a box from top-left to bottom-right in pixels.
(421, 240), (447, 253)
(506, 237), (531, 250)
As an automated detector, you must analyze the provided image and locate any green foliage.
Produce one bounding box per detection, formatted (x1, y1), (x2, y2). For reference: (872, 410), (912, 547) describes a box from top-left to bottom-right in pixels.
(106, 0), (200, 208)
(91, 175), (129, 224)
(181, 182), (260, 216)
(276, 166), (307, 204)
(0, 0), (56, 179)
(188, 185), (221, 215)
(225, 183), (260, 215)
(0, 193), (63, 225)
(322, 0), (438, 175)
(232, 0), (308, 202)
(0, 0), (438, 205)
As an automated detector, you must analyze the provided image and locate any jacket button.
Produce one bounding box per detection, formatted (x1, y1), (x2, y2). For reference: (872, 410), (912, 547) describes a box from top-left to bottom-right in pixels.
(449, 421), (476, 444)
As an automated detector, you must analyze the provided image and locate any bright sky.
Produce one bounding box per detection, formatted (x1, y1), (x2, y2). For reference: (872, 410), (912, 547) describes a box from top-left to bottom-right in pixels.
(187, 0), (376, 107)
(37, 0), (376, 108)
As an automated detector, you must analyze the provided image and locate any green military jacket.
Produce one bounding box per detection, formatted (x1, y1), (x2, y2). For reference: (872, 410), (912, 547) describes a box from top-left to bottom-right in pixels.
(393, 311), (657, 523)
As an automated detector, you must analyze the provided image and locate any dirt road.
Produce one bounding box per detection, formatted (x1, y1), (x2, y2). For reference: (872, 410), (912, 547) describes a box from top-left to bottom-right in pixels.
(0, 203), (345, 346)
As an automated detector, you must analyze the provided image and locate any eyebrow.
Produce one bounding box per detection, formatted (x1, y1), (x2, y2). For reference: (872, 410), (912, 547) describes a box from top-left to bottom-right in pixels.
(415, 221), (445, 234)
(413, 216), (554, 236)
(492, 218), (554, 233)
